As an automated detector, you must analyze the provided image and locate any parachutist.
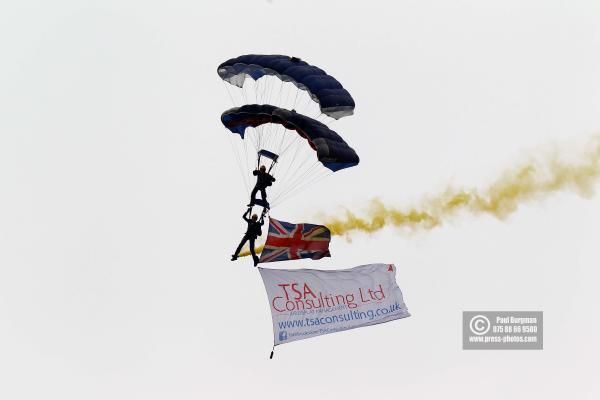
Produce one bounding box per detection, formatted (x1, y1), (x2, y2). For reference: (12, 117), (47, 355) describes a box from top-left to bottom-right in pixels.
(232, 208), (265, 266)
(249, 165), (275, 206)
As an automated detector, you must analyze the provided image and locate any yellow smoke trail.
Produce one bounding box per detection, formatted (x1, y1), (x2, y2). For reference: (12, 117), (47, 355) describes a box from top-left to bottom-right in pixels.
(239, 244), (265, 257)
(325, 136), (600, 235)
(238, 135), (600, 256)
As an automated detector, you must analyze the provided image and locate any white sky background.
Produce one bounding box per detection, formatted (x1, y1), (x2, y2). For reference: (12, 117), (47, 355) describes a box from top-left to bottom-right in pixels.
(1, 0), (600, 398)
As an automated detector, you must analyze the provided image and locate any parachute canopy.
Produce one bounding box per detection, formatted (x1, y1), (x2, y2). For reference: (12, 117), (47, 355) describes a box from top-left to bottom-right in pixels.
(218, 55), (355, 119)
(222, 104), (359, 172)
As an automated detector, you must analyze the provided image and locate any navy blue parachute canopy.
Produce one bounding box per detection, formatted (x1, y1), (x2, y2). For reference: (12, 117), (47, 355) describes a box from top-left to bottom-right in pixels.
(221, 104), (359, 172)
(217, 55), (355, 119)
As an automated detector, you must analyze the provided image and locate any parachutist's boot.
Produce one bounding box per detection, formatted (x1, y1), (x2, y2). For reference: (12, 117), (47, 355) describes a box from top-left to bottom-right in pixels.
(253, 256), (259, 267)
(231, 255), (238, 261)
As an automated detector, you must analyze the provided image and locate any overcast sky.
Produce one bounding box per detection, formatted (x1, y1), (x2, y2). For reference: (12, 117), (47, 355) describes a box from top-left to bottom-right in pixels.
(1, 1), (600, 399)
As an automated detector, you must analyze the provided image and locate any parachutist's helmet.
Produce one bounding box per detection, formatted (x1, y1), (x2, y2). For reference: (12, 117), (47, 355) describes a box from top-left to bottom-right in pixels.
(251, 214), (258, 221)
(260, 165), (266, 172)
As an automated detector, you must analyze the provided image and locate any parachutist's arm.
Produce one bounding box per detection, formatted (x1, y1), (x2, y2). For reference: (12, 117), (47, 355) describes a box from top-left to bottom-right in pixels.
(253, 170), (258, 176)
(242, 209), (251, 222)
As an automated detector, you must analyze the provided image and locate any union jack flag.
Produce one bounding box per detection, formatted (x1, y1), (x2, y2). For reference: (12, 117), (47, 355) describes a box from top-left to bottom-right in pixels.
(258, 218), (331, 264)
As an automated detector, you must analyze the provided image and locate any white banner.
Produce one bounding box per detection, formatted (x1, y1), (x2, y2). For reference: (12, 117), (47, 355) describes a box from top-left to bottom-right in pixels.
(259, 263), (410, 345)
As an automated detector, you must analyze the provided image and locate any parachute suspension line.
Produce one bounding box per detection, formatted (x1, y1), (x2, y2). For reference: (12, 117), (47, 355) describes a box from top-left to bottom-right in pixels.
(223, 81), (252, 196)
(313, 111), (327, 122)
(253, 77), (259, 103)
(240, 78), (249, 105)
(253, 125), (259, 150)
(222, 81), (238, 106)
(270, 161), (323, 205)
(272, 147), (316, 200)
(272, 135), (305, 189)
(325, 115), (337, 125)
(284, 125), (301, 152)
(321, 114), (336, 126)
(268, 120), (288, 158)
(275, 79), (284, 107)
(254, 125), (263, 151)
(267, 157), (277, 174)
(281, 81), (293, 110)
(262, 121), (276, 152)
(263, 77), (271, 103)
(261, 124), (274, 156)
(278, 132), (302, 157)
(250, 127), (260, 153)
(247, 78), (255, 105)
(258, 77), (266, 104)
(263, 124), (273, 151)
(258, 76), (270, 104)
(257, 125), (265, 153)
(273, 125), (294, 161)
(265, 122), (276, 150)
(262, 77), (271, 104)
(257, 123), (299, 186)
(292, 87), (300, 110)
(269, 76), (280, 107)
(287, 82), (297, 109)
(257, 124), (272, 157)
(302, 91), (313, 114)
(258, 76), (265, 104)
(276, 124), (287, 154)
(275, 76), (284, 104)
(264, 124), (273, 152)
(270, 76), (279, 105)
(273, 169), (332, 206)
(242, 130), (253, 188)
(277, 160), (321, 199)
(228, 134), (251, 196)
(252, 77), (259, 104)
(270, 164), (315, 205)
(277, 165), (331, 204)
(265, 76), (275, 105)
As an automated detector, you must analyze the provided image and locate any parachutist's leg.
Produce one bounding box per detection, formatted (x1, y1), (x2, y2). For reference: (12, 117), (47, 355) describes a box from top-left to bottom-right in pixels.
(249, 237), (256, 257)
(248, 186), (259, 206)
(249, 237), (259, 266)
(232, 235), (249, 260)
(260, 188), (267, 201)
